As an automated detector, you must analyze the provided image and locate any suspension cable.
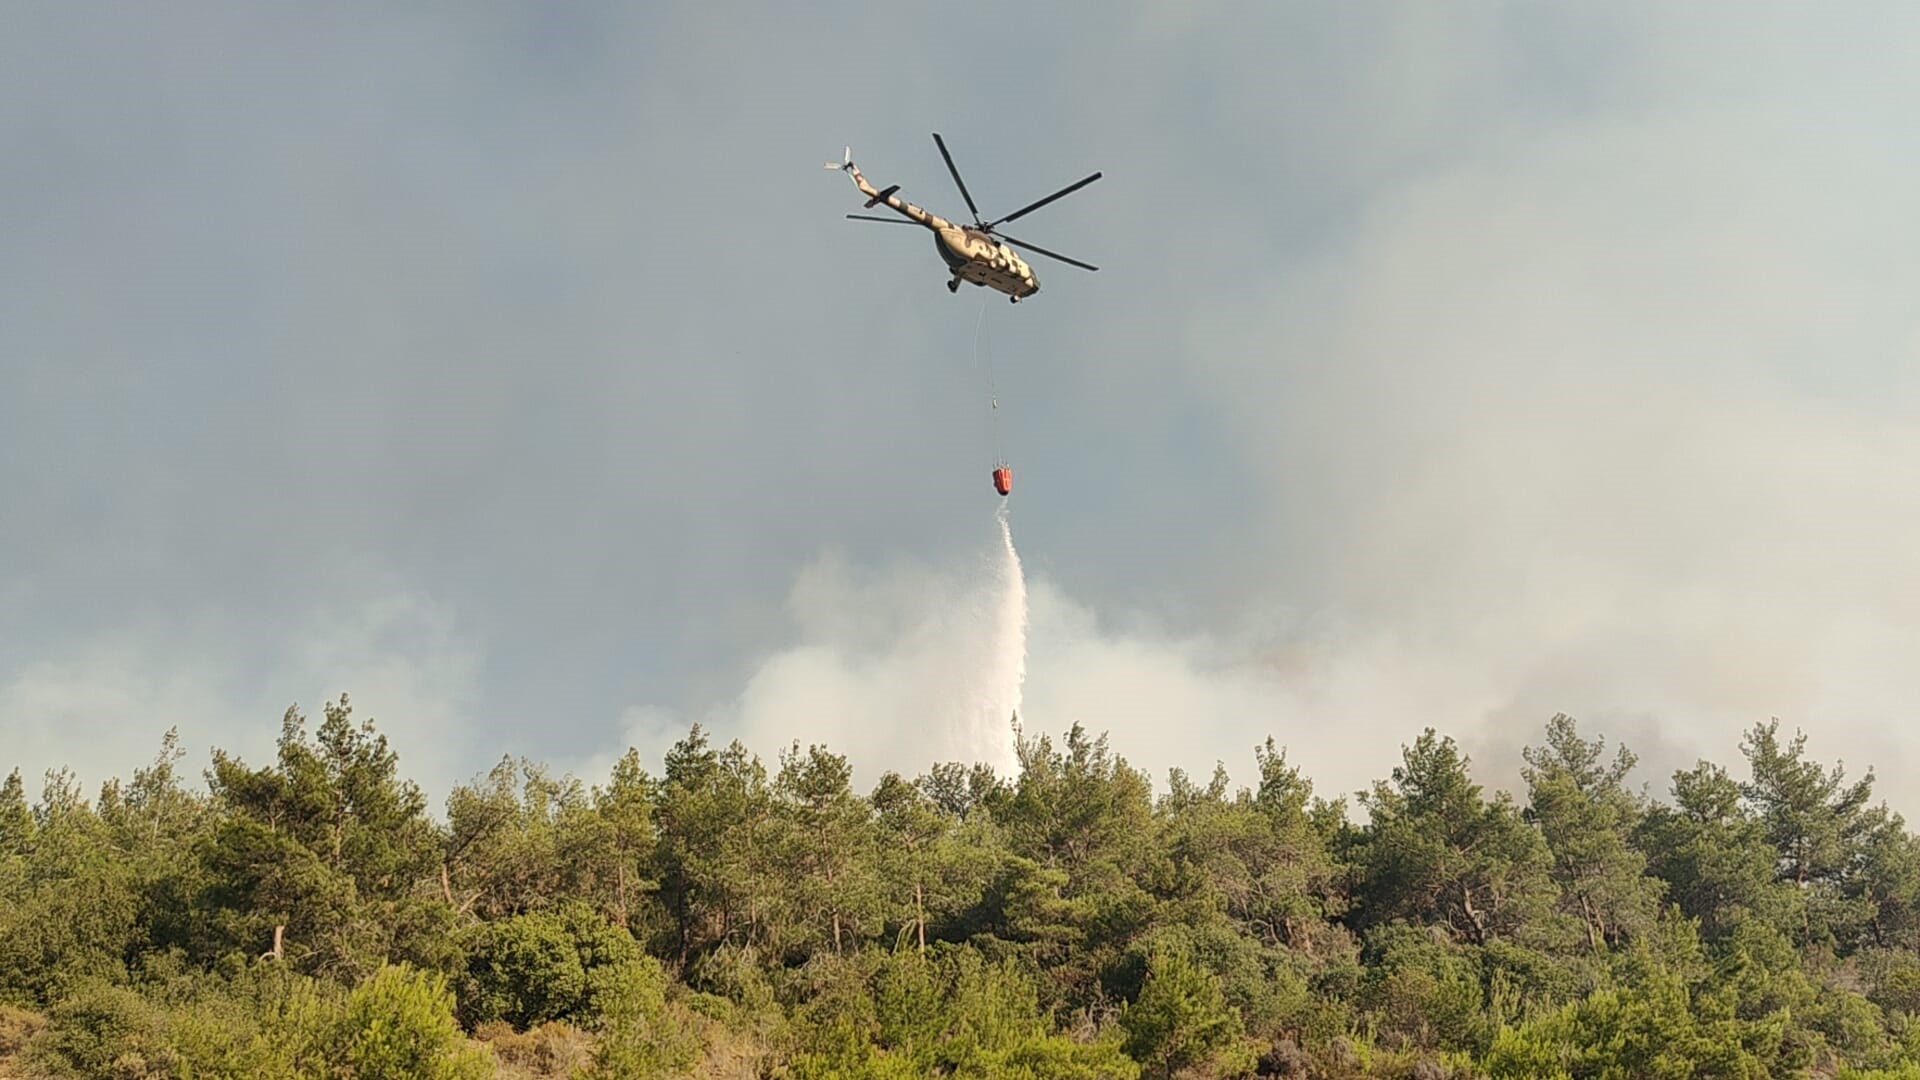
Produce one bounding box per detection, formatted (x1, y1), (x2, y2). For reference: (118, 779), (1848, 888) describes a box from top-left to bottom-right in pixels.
(972, 296), (1002, 464)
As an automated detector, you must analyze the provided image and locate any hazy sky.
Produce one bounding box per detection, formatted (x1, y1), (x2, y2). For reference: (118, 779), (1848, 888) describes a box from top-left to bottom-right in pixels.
(7, 4), (1920, 812)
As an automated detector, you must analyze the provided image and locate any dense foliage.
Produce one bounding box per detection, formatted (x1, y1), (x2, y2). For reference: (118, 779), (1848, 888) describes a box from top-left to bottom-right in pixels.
(6, 696), (1920, 1078)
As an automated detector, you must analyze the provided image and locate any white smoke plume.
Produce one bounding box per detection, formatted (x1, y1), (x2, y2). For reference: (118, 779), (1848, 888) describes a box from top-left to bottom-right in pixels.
(641, 505), (1027, 781)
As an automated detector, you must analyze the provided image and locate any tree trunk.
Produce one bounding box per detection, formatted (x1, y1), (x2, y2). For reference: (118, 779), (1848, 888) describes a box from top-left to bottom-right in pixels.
(1460, 886), (1487, 945)
(615, 861), (629, 929)
(915, 881), (927, 954)
(676, 891), (691, 967)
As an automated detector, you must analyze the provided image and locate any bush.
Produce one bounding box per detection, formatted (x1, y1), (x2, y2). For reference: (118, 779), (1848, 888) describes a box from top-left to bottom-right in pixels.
(18, 968), (340, 1080)
(459, 904), (643, 1029)
(1121, 948), (1253, 1078)
(20, 964), (492, 1080)
(579, 957), (701, 1080)
(783, 950), (1141, 1080)
(1355, 927), (1487, 1054)
(19, 982), (170, 1079)
(1863, 949), (1920, 1019)
(337, 964), (494, 1080)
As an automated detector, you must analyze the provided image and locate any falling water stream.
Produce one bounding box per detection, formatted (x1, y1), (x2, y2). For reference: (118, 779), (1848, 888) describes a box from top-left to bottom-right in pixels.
(967, 502), (1027, 769)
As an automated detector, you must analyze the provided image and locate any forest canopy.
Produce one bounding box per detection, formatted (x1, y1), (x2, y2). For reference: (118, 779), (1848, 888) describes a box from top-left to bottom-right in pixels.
(6, 697), (1920, 1079)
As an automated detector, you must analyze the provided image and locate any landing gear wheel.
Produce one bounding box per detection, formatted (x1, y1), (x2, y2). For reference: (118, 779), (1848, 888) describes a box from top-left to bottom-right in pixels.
(947, 280), (960, 294)
(1009, 295), (1019, 304)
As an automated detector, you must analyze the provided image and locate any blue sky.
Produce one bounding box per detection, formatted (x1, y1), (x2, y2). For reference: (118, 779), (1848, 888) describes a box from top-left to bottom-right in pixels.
(7, 4), (1920, 809)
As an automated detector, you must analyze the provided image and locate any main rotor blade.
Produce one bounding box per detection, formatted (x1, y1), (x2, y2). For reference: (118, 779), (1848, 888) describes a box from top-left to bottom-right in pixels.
(846, 214), (922, 225)
(931, 133), (983, 225)
(997, 233), (1099, 272)
(986, 172), (1102, 228)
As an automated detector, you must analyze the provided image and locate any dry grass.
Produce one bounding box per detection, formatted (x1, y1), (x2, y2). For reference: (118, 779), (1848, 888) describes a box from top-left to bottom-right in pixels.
(0, 1006), (47, 1079)
(469, 1004), (785, 1080)
(474, 1019), (596, 1079)
(683, 1020), (775, 1080)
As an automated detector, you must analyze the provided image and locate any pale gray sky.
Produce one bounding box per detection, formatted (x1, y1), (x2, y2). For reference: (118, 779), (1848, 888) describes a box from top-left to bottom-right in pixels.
(6, 4), (1920, 810)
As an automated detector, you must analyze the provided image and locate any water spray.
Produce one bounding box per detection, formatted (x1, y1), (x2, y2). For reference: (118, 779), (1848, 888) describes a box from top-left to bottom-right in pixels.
(970, 502), (1028, 768)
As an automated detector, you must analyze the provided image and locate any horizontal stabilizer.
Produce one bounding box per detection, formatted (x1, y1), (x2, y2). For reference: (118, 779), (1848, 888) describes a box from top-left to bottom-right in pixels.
(865, 185), (900, 208)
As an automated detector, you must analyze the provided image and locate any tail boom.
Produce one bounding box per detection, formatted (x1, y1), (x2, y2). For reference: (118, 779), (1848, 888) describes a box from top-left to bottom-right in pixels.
(828, 147), (947, 230)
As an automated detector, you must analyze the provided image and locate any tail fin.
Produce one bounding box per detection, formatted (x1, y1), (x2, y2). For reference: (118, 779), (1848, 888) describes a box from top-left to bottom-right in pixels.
(822, 146), (852, 171)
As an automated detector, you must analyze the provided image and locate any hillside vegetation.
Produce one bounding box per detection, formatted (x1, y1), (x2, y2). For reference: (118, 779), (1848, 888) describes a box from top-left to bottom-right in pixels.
(6, 696), (1920, 1079)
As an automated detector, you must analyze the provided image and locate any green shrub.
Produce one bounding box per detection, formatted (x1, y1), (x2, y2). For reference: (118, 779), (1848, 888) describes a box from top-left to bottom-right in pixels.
(337, 964), (494, 1080)
(20, 982), (170, 1079)
(1121, 947), (1252, 1078)
(459, 904), (643, 1029)
(578, 957), (700, 1080)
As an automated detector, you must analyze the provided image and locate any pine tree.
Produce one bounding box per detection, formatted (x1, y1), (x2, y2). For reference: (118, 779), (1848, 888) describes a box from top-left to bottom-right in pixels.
(1350, 729), (1557, 945)
(1635, 761), (1792, 943)
(201, 697), (443, 979)
(774, 743), (882, 958)
(1522, 714), (1663, 949)
(1740, 719), (1879, 949)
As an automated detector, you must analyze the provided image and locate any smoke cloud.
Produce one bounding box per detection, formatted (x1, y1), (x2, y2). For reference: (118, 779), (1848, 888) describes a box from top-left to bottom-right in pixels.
(627, 506), (1029, 781)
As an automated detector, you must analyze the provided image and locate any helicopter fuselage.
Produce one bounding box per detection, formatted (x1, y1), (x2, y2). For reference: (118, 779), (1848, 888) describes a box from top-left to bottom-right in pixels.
(936, 226), (1038, 299)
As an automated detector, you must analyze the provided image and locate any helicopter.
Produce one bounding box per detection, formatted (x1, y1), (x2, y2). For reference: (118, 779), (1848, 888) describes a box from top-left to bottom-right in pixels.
(826, 134), (1101, 302)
